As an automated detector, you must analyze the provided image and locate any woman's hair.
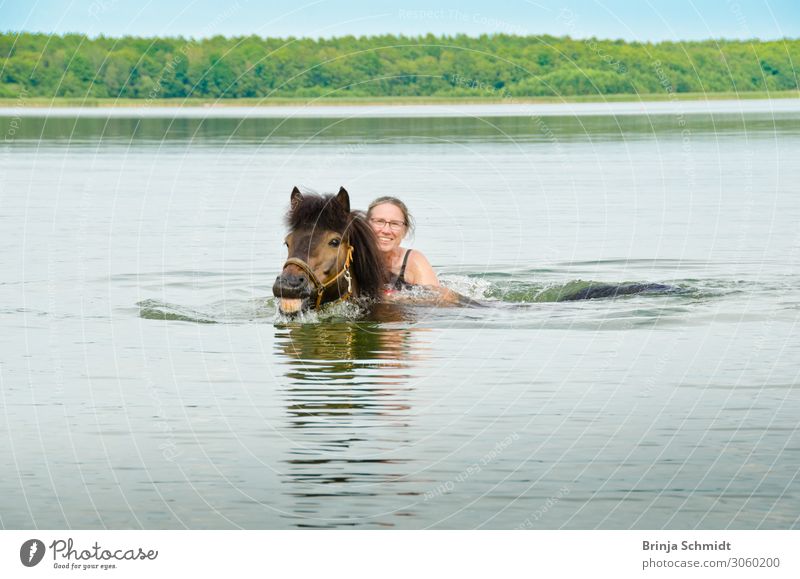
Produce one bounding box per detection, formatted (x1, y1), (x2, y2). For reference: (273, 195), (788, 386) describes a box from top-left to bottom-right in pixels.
(367, 196), (415, 236)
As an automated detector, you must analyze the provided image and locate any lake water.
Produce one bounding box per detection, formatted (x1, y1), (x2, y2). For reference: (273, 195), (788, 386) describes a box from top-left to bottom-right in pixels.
(1, 101), (799, 529)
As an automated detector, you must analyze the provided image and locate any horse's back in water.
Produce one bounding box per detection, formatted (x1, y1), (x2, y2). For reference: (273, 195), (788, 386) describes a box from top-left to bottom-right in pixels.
(561, 282), (675, 301)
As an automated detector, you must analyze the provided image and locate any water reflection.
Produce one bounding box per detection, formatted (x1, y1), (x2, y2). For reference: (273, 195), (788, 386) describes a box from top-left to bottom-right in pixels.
(273, 318), (429, 527)
(5, 111), (797, 144)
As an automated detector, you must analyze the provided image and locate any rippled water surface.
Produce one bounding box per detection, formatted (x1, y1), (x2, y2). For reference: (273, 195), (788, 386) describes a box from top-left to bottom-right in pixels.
(1, 102), (799, 529)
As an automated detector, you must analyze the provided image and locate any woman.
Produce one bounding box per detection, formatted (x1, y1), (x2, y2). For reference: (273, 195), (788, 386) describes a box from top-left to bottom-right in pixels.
(367, 196), (457, 302)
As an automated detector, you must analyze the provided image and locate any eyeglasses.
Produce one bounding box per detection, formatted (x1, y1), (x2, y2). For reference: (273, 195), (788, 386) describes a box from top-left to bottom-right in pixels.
(369, 218), (406, 231)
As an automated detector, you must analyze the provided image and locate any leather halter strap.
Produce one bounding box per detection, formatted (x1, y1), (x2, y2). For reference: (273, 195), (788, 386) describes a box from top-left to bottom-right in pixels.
(281, 245), (354, 309)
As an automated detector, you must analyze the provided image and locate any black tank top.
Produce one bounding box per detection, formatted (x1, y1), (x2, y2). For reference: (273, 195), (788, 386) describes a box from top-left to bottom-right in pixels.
(391, 249), (414, 290)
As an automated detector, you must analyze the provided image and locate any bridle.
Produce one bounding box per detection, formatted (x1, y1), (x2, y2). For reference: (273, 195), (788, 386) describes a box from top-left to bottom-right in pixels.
(281, 245), (354, 310)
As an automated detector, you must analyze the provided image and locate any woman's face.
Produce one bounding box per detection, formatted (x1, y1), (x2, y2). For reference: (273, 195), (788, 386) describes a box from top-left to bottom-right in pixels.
(368, 202), (407, 253)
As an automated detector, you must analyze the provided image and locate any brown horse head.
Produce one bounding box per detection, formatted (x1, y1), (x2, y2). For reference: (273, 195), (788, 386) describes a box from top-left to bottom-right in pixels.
(273, 187), (386, 315)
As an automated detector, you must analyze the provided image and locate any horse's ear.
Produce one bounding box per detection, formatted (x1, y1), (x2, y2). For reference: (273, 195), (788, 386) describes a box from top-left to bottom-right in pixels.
(290, 187), (303, 211)
(336, 187), (350, 213)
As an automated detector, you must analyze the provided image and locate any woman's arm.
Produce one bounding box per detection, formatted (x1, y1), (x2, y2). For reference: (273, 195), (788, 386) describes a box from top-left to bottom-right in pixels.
(406, 251), (460, 304)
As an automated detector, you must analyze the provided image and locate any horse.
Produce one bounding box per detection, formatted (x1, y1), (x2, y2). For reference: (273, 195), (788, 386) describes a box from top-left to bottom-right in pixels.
(272, 186), (677, 316)
(273, 187), (386, 315)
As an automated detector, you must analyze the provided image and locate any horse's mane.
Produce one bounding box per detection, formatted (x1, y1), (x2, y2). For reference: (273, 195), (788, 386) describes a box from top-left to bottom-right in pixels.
(286, 192), (387, 298)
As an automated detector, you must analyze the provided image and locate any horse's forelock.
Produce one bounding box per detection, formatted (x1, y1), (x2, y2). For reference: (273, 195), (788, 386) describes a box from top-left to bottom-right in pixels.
(286, 193), (349, 233)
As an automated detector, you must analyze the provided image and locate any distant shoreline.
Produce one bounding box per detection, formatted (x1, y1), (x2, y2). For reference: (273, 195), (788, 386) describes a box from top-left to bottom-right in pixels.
(4, 96), (799, 120)
(1, 90), (798, 108)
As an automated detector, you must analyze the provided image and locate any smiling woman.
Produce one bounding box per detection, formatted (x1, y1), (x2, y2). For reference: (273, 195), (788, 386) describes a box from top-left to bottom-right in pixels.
(367, 196), (459, 302)
(367, 196), (432, 287)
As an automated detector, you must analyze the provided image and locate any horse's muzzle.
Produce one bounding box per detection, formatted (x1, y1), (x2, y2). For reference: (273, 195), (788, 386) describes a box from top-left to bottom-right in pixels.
(273, 274), (312, 314)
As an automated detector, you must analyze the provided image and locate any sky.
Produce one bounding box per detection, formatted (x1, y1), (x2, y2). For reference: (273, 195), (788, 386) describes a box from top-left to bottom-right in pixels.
(1, 0), (798, 41)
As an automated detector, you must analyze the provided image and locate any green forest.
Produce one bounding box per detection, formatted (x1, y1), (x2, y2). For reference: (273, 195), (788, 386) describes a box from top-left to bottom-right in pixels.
(1, 32), (798, 99)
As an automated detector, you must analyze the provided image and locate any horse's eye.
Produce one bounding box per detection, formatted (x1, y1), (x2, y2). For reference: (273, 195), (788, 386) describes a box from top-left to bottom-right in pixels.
(329, 238), (341, 247)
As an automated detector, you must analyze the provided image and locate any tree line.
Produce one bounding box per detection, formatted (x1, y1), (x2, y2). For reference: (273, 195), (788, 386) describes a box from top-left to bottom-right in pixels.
(1, 32), (797, 99)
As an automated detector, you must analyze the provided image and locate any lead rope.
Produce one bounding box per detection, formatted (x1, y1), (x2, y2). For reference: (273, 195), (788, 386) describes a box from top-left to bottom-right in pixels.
(344, 268), (352, 294)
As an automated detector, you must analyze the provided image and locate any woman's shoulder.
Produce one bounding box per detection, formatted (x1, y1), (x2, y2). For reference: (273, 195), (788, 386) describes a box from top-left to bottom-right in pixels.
(401, 248), (432, 270)
(402, 249), (439, 286)
(403, 248), (429, 263)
